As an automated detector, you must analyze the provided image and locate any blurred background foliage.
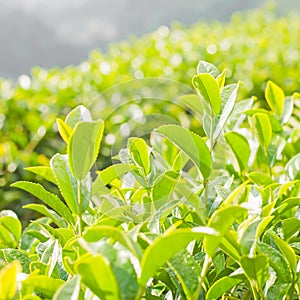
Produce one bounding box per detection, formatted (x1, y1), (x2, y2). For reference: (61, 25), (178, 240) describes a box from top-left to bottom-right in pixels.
(1, 8), (300, 220)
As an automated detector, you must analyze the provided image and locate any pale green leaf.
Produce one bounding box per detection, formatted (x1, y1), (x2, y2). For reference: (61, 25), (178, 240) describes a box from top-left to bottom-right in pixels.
(92, 164), (137, 195)
(225, 131), (250, 172)
(11, 181), (74, 225)
(155, 125), (212, 179)
(75, 254), (120, 300)
(128, 137), (150, 175)
(25, 166), (57, 185)
(68, 120), (104, 180)
(139, 227), (218, 286)
(265, 81), (285, 117)
(53, 275), (82, 300)
(192, 73), (221, 115)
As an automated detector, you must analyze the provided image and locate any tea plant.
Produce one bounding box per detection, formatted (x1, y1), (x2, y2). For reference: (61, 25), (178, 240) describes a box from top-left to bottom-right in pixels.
(1, 61), (300, 299)
(1, 8), (300, 213)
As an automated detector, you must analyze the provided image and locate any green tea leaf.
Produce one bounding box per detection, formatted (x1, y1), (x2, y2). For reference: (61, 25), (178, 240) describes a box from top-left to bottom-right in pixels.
(83, 225), (142, 259)
(139, 227), (218, 286)
(225, 131), (250, 172)
(193, 73), (221, 115)
(128, 137), (150, 175)
(197, 61), (220, 78)
(22, 275), (64, 299)
(240, 254), (269, 289)
(23, 204), (67, 228)
(2, 248), (32, 273)
(204, 206), (247, 257)
(56, 118), (73, 144)
(251, 112), (272, 149)
(206, 275), (244, 300)
(53, 275), (82, 300)
(265, 231), (297, 273)
(92, 164), (137, 195)
(280, 95), (294, 124)
(265, 81), (285, 117)
(0, 211), (22, 248)
(75, 254), (120, 300)
(156, 125), (212, 179)
(168, 251), (200, 299)
(286, 153), (300, 180)
(68, 120), (104, 180)
(65, 105), (92, 128)
(11, 181), (74, 225)
(25, 166), (57, 185)
(214, 82), (240, 140)
(51, 154), (79, 214)
(257, 242), (292, 283)
(0, 260), (21, 300)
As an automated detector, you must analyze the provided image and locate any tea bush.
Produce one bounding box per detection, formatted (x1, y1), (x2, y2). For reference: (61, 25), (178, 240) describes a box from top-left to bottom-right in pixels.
(1, 8), (300, 211)
(1, 62), (300, 299)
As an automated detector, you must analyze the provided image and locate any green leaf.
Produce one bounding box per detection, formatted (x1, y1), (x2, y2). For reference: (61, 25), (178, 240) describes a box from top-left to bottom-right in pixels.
(11, 181), (74, 225)
(265, 231), (297, 273)
(206, 275), (244, 300)
(0, 260), (21, 300)
(280, 95), (294, 124)
(193, 73), (221, 115)
(65, 105), (92, 128)
(248, 172), (274, 186)
(168, 251), (200, 300)
(251, 112), (272, 149)
(139, 227), (218, 286)
(219, 231), (241, 262)
(282, 218), (300, 239)
(0, 211), (22, 248)
(214, 82), (241, 140)
(128, 137), (150, 175)
(257, 242), (292, 283)
(92, 164), (137, 195)
(51, 154), (81, 214)
(53, 275), (82, 300)
(155, 125), (212, 179)
(265, 81), (285, 117)
(267, 283), (291, 300)
(25, 166), (57, 185)
(23, 204), (67, 228)
(0, 248), (32, 274)
(83, 225), (142, 259)
(204, 206), (247, 257)
(197, 61), (220, 78)
(151, 171), (180, 205)
(286, 153), (300, 180)
(56, 118), (73, 144)
(75, 254), (120, 300)
(22, 275), (64, 299)
(239, 217), (273, 255)
(240, 254), (269, 289)
(179, 94), (203, 117)
(68, 120), (104, 180)
(225, 131), (250, 172)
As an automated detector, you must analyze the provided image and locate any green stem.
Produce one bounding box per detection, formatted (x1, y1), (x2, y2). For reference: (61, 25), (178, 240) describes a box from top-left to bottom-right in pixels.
(134, 286), (145, 300)
(209, 116), (215, 153)
(77, 179), (83, 235)
(194, 254), (211, 299)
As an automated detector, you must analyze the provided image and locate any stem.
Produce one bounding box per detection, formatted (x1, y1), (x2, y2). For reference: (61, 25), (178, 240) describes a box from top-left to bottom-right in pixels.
(194, 254), (211, 299)
(77, 179), (83, 235)
(134, 286), (145, 300)
(209, 116), (215, 153)
(263, 146), (272, 178)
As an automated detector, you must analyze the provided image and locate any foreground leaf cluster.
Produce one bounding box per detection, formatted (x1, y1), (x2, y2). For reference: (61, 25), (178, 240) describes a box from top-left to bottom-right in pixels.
(1, 61), (300, 299)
